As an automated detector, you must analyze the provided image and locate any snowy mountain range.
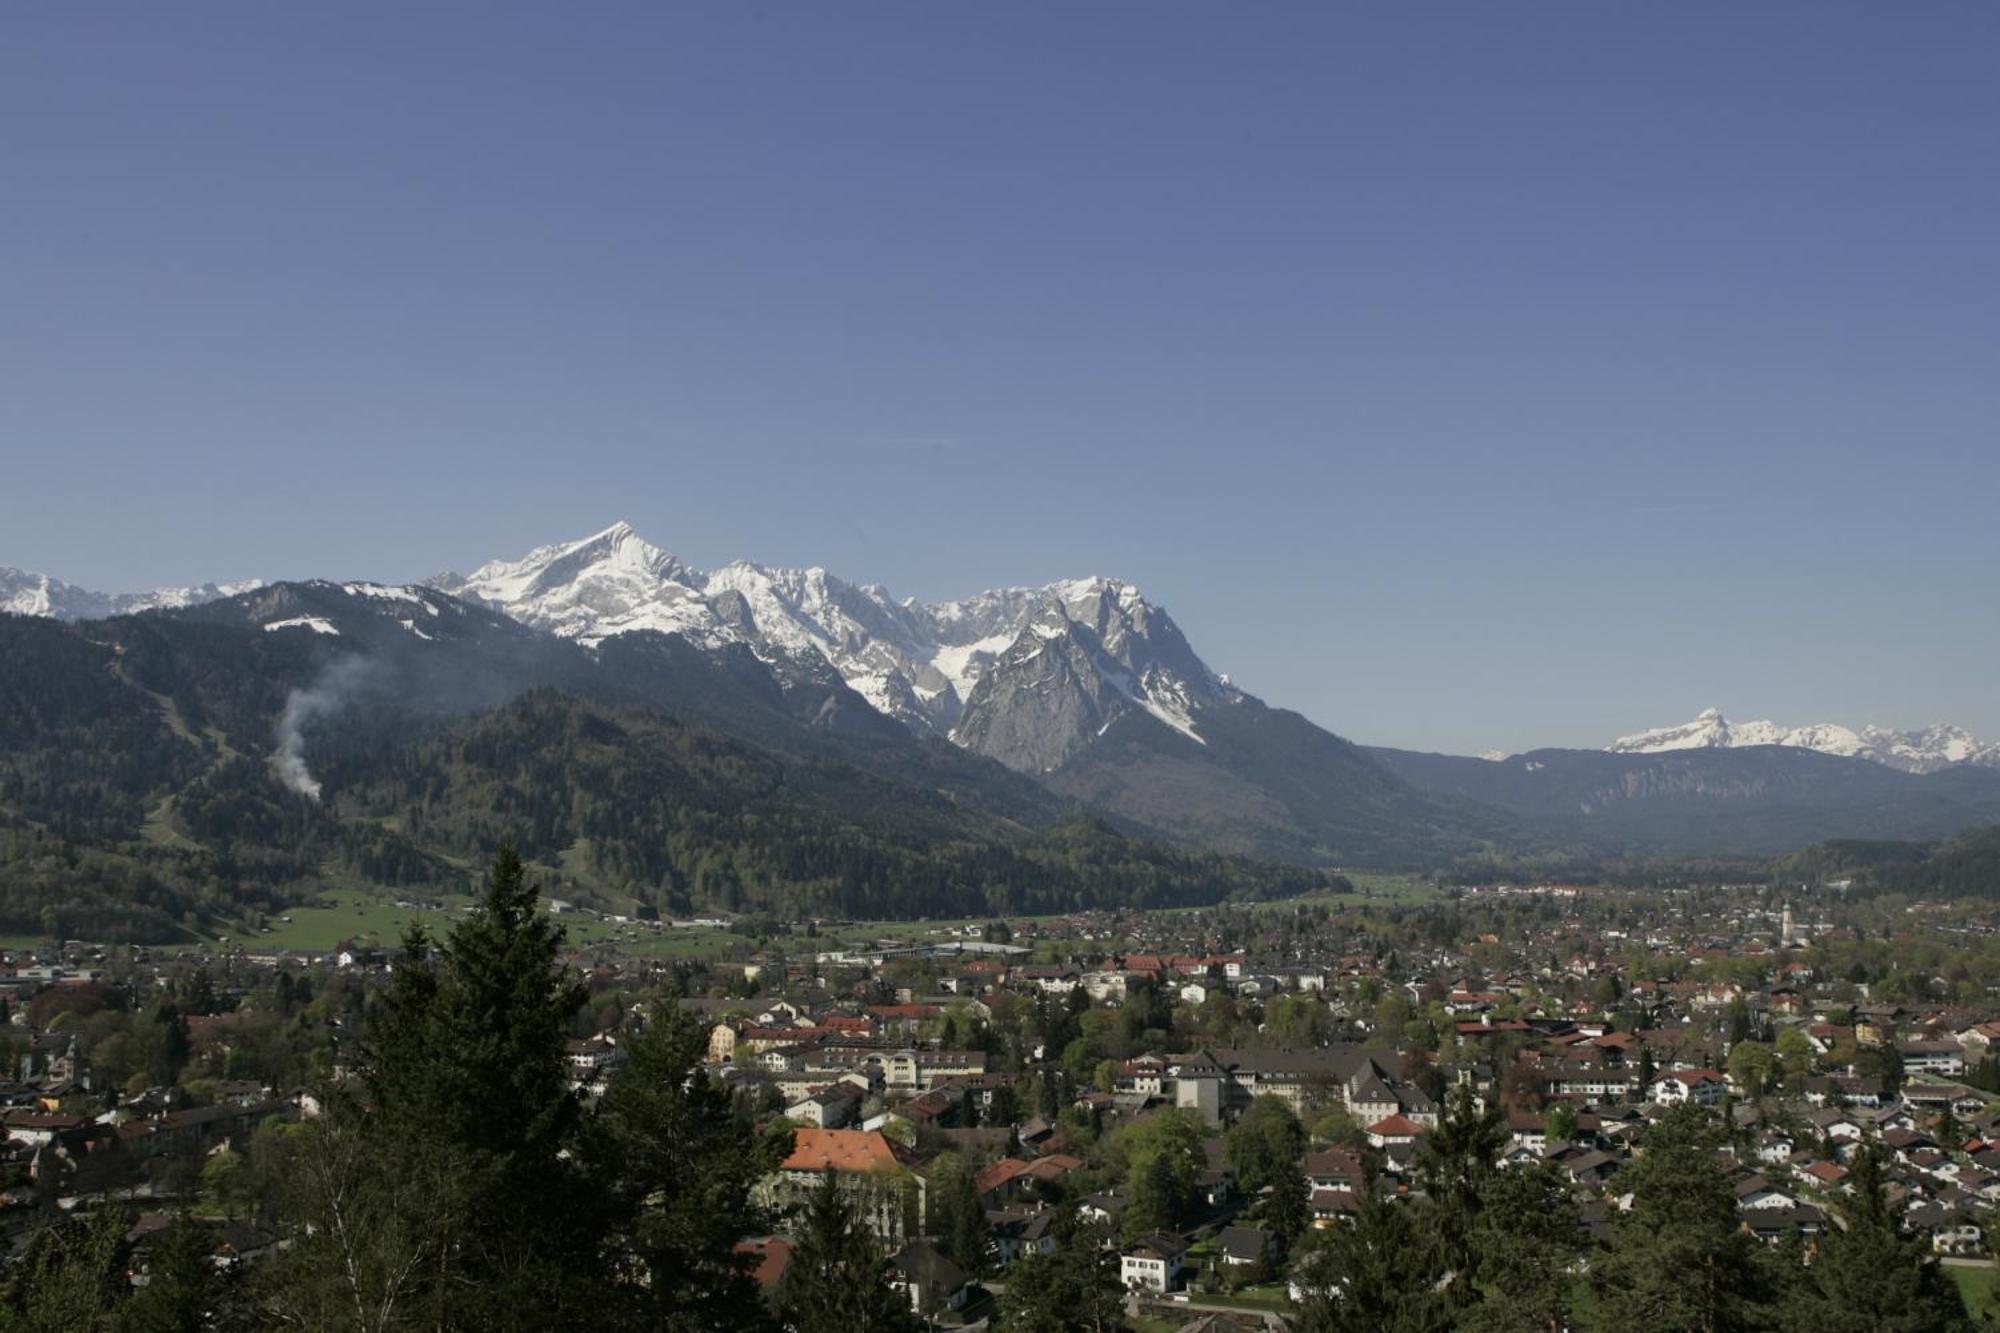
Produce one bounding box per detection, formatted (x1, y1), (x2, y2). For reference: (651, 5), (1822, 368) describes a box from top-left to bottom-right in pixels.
(1, 566), (263, 621)
(1608, 708), (2000, 774)
(427, 522), (1238, 773)
(9, 530), (1998, 797)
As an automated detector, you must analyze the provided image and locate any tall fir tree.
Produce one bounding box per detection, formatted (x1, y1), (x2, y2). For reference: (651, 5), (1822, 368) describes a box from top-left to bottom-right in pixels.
(920, 1152), (993, 1278)
(273, 846), (604, 1330)
(1590, 1103), (1776, 1333)
(993, 1207), (1125, 1333)
(0, 1207), (126, 1333)
(1411, 1081), (1506, 1310)
(592, 987), (793, 1331)
(1266, 1158), (1309, 1247)
(776, 1171), (921, 1333)
(120, 1213), (233, 1333)
(1774, 1144), (1970, 1333)
(1290, 1158), (1449, 1333)
(1456, 1161), (1587, 1333)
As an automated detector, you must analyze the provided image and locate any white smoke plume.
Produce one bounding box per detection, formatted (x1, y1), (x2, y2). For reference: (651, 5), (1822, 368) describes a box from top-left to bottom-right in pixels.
(271, 656), (375, 801)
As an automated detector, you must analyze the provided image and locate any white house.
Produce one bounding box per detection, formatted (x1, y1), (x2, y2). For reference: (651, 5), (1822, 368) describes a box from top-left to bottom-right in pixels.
(1653, 1070), (1727, 1107)
(1121, 1233), (1190, 1293)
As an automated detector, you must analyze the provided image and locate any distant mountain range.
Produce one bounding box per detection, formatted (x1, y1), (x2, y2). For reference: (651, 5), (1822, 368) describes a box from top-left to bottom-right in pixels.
(1, 566), (263, 620)
(1607, 707), (2000, 774)
(6, 526), (2000, 884)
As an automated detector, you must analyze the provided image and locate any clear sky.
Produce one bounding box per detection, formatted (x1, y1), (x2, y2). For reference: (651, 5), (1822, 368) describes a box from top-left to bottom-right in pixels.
(4, 4), (1996, 755)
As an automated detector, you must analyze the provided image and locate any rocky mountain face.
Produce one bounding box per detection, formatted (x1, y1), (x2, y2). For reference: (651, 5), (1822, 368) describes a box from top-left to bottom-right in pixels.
(428, 522), (1240, 773)
(1609, 708), (2000, 774)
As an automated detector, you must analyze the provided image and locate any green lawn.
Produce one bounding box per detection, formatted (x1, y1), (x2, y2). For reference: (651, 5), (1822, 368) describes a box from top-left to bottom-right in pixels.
(1948, 1262), (1996, 1319)
(1188, 1284), (1293, 1311)
(568, 926), (761, 961)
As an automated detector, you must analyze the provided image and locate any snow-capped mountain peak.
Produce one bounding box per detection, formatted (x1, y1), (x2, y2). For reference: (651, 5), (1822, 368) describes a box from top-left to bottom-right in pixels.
(1609, 709), (1999, 774)
(425, 523), (1236, 764)
(433, 522), (710, 645)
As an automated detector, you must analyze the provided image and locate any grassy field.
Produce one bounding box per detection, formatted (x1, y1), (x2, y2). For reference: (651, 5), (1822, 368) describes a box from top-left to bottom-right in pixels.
(209, 890), (468, 952)
(1344, 871), (1438, 904)
(1159, 870), (1437, 916)
(8, 862), (1435, 962)
(184, 890), (766, 961)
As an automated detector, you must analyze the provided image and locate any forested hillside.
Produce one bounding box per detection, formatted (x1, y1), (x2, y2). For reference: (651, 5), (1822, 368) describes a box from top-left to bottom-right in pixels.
(1774, 824), (2000, 899)
(0, 601), (1340, 940)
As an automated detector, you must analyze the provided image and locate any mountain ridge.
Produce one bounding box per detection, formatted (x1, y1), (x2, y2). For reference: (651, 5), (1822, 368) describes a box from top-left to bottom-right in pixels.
(1608, 707), (2000, 774)
(421, 524), (1500, 864)
(426, 521), (1238, 758)
(1368, 741), (2000, 858)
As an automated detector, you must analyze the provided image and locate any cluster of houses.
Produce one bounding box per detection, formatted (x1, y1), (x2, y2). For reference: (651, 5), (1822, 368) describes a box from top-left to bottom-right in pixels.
(0, 957), (303, 1272)
(676, 889), (2000, 1323)
(7, 881), (2000, 1327)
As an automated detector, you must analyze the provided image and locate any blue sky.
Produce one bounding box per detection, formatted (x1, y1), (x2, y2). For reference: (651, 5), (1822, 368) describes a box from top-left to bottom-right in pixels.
(4, 4), (1996, 754)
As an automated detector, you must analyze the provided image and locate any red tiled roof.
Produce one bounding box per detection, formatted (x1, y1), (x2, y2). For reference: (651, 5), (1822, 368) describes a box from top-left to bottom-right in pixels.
(734, 1237), (793, 1288)
(781, 1128), (905, 1174)
(1024, 1153), (1083, 1181)
(975, 1157), (1033, 1195)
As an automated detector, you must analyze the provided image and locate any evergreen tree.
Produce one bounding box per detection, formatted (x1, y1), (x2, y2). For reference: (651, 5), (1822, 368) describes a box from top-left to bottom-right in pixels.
(1774, 1145), (1970, 1333)
(1226, 1095), (1306, 1193)
(993, 1208), (1125, 1333)
(1411, 1082), (1506, 1311)
(593, 989), (792, 1331)
(272, 846), (603, 1330)
(776, 1171), (921, 1333)
(946, 1174), (989, 1278)
(1290, 1161), (1447, 1333)
(920, 1152), (990, 1278)
(1266, 1159), (1309, 1247)
(1457, 1162), (1586, 1333)
(1591, 1103), (1775, 1333)
(0, 1207), (126, 1333)
(120, 1213), (230, 1333)
(1121, 1150), (1183, 1240)
(1116, 1107), (1202, 1241)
